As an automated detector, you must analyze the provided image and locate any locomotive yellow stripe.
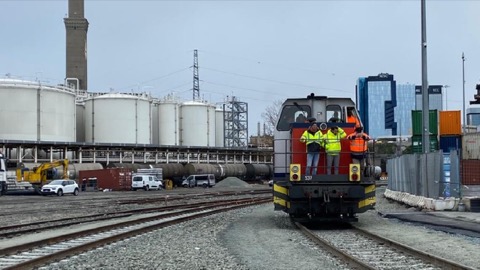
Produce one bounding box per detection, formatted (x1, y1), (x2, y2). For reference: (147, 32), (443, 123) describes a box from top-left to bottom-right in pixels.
(273, 197), (290, 208)
(358, 197), (376, 208)
(273, 184), (288, 195)
(273, 184), (290, 208)
(364, 184), (375, 194)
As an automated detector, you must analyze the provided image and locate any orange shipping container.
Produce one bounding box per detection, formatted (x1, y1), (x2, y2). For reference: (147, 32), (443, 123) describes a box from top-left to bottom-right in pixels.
(439, 110), (461, 135)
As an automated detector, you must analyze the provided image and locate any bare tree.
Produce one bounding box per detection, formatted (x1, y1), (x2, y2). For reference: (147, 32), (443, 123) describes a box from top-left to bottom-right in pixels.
(261, 99), (283, 136)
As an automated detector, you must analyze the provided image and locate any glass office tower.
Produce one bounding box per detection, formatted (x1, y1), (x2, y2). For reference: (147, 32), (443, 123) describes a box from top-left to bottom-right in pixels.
(357, 73), (397, 138)
(395, 84), (416, 135)
(415, 85), (443, 111)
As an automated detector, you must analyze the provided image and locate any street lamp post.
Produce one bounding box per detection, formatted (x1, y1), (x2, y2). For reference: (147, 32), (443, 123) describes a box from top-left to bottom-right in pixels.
(421, 0), (429, 154)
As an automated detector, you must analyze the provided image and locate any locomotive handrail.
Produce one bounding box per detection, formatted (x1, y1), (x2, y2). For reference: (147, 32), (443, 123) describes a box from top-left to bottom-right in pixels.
(273, 137), (378, 177)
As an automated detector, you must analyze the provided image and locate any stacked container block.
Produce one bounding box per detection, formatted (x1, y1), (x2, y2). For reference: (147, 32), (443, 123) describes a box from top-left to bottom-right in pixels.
(411, 110), (438, 153)
(461, 133), (480, 186)
(439, 110), (462, 154)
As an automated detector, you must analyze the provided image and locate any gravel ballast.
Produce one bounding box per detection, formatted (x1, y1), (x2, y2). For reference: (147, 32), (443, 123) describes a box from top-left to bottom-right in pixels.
(43, 205), (349, 270)
(11, 186), (480, 269)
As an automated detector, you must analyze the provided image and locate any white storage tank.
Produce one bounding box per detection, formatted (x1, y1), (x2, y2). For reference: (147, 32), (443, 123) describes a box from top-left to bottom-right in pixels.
(180, 101), (216, 147)
(158, 99), (180, 146)
(151, 101), (159, 144)
(76, 103), (85, 142)
(0, 79), (76, 142)
(84, 93), (152, 144)
(215, 108), (224, 147)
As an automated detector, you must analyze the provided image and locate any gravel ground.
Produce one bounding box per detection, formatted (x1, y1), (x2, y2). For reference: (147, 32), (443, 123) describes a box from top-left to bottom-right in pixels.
(42, 205), (350, 270)
(356, 187), (480, 269)
(9, 185), (480, 269)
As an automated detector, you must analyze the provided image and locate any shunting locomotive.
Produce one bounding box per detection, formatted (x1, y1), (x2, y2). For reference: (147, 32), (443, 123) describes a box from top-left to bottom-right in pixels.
(272, 93), (376, 222)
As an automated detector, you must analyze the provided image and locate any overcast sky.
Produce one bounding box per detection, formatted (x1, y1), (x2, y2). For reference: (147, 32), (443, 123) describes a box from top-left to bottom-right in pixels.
(1, 0), (479, 134)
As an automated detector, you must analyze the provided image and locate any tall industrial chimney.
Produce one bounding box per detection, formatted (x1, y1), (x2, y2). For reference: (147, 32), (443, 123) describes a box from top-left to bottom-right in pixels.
(64, 0), (89, 90)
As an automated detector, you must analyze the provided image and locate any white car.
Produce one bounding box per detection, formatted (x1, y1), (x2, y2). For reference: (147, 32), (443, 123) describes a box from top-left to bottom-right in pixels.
(41, 180), (79, 196)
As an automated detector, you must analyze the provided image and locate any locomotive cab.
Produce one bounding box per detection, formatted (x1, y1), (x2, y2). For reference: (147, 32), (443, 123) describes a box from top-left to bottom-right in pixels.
(272, 93), (375, 222)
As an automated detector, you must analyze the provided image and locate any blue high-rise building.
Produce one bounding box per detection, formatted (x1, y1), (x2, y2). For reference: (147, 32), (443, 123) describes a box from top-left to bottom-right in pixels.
(395, 83), (416, 136)
(357, 73), (397, 138)
(357, 74), (445, 138)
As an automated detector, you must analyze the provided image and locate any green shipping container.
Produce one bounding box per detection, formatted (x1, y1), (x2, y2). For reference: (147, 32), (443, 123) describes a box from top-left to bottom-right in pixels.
(411, 110), (438, 136)
(412, 135), (438, 153)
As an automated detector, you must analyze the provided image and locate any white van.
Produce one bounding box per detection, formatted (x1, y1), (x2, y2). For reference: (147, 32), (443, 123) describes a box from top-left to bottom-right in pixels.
(132, 175), (163, 191)
(182, 174), (216, 188)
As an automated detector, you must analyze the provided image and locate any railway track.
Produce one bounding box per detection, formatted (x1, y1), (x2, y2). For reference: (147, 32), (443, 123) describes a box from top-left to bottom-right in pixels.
(0, 197), (271, 269)
(0, 189), (271, 218)
(295, 222), (474, 270)
(0, 196), (270, 239)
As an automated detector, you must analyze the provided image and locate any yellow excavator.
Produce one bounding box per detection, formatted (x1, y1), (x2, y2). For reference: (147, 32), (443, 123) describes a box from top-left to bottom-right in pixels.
(17, 160), (69, 192)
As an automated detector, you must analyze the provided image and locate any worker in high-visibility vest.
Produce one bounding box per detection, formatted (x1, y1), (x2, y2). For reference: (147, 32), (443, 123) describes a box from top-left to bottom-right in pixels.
(300, 122), (323, 176)
(346, 109), (361, 128)
(322, 125), (346, 175)
(346, 126), (371, 175)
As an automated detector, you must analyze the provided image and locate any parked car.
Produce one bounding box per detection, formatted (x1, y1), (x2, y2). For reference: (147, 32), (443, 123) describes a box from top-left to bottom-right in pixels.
(41, 180), (79, 196)
(182, 174), (216, 188)
(132, 175), (163, 191)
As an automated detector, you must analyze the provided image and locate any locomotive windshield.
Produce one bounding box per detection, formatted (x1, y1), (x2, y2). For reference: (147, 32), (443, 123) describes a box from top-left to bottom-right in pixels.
(326, 105), (342, 123)
(276, 105), (311, 131)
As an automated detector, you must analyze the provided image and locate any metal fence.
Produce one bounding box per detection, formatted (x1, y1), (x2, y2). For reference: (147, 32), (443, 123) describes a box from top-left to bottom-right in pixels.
(387, 150), (461, 199)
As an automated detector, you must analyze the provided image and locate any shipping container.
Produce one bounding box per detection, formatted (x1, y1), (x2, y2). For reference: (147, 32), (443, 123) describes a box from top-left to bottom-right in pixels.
(411, 110), (438, 136)
(412, 135), (438, 153)
(439, 135), (462, 153)
(460, 160), (480, 185)
(78, 168), (132, 191)
(439, 110), (462, 135)
(462, 133), (480, 160)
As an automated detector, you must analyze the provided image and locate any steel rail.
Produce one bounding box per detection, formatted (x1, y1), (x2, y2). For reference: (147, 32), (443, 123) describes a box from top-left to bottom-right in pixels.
(0, 197), (269, 244)
(296, 221), (474, 270)
(294, 222), (374, 270)
(353, 225), (475, 270)
(0, 193), (272, 238)
(0, 198), (271, 269)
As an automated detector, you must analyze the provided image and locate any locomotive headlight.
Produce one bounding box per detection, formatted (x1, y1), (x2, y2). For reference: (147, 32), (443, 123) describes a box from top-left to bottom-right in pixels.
(349, 164), (361, 182)
(290, 164), (301, 181)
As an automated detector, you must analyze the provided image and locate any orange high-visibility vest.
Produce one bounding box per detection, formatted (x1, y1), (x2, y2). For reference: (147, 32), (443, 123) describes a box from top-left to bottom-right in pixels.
(347, 115), (361, 128)
(347, 133), (370, 153)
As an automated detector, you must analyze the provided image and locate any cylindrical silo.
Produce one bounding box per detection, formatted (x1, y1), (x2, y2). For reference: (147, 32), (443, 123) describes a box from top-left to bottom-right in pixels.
(84, 93), (152, 144)
(180, 101), (215, 147)
(0, 79), (76, 142)
(151, 101), (159, 145)
(215, 108), (224, 147)
(76, 103), (85, 142)
(158, 99), (180, 146)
